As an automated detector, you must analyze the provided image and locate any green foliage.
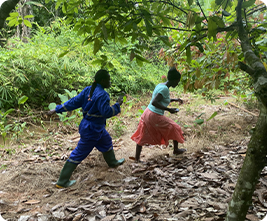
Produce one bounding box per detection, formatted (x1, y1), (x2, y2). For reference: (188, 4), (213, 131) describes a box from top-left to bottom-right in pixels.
(194, 111), (218, 125)
(0, 109), (14, 146)
(137, 105), (147, 116)
(0, 19), (167, 109)
(46, 0), (175, 59)
(49, 89), (82, 126)
(0, 95), (30, 144)
(112, 117), (126, 138)
(0, 164), (8, 170)
(12, 96), (29, 141)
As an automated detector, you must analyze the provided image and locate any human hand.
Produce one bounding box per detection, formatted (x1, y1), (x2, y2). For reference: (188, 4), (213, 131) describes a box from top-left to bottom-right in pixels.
(172, 98), (183, 104)
(168, 108), (179, 114)
(177, 98), (183, 104)
(47, 109), (56, 116)
(117, 96), (123, 105)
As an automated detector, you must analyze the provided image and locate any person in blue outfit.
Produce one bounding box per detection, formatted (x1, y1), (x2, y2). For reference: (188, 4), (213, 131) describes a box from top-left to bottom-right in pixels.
(48, 69), (125, 188)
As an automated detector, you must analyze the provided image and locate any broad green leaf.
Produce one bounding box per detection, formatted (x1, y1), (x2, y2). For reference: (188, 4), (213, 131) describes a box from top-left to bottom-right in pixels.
(135, 55), (150, 63)
(242, 0), (255, 8)
(18, 95), (28, 105)
(142, 0), (148, 5)
(93, 38), (101, 55)
(55, 0), (61, 10)
(58, 50), (69, 58)
(9, 12), (19, 17)
(91, 59), (102, 65)
(68, 115), (76, 120)
(144, 19), (152, 36)
(62, 2), (67, 13)
(194, 119), (204, 125)
(107, 62), (114, 69)
(187, 11), (195, 29)
(186, 46), (192, 63)
(25, 1), (44, 7)
(2, 132), (6, 138)
(3, 109), (14, 118)
(6, 17), (14, 21)
(188, 0), (193, 6)
(48, 103), (57, 110)
(136, 57), (143, 67)
(180, 41), (192, 51)
(212, 16), (225, 28)
(130, 51), (135, 61)
(24, 15), (34, 19)
(100, 55), (108, 61)
(102, 22), (108, 40)
(8, 19), (18, 27)
(23, 19), (32, 28)
(222, 10), (231, 17)
(215, 0), (224, 5)
(18, 17), (23, 24)
(208, 17), (217, 40)
(158, 15), (170, 26)
(58, 94), (68, 103)
(207, 111), (218, 121)
(159, 36), (171, 47)
(117, 37), (128, 45)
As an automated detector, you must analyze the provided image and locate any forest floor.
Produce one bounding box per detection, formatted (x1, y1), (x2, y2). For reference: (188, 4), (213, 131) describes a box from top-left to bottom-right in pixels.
(0, 92), (266, 221)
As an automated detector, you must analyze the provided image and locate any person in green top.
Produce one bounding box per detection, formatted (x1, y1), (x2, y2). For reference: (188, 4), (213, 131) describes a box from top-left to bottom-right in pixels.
(131, 67), (185, 162)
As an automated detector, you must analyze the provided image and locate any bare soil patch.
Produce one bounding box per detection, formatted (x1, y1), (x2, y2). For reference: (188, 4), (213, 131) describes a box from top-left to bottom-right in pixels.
(1, 94), (265, 221)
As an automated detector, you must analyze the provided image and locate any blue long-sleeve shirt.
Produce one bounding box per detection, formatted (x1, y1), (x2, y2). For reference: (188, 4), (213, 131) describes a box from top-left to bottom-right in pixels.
(55, 84), (121, 133)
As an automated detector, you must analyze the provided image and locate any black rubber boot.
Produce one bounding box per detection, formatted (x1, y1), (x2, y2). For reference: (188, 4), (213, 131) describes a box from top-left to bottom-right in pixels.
(56, 161), (78, 188)
(102, 149), (125, 168)
(173, 140), (186, 155)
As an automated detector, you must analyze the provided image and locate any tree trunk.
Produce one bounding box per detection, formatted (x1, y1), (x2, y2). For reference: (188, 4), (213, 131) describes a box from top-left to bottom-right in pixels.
(226, 0), (267, 220)
(226, 105), (267, 221)
(15, 0), (32, 42)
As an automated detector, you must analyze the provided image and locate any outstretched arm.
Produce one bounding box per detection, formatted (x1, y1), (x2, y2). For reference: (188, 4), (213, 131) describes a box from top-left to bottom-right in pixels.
(170, 98), (183, 104)
(152, 93), (178, 114)
(55, 88), (87, 113)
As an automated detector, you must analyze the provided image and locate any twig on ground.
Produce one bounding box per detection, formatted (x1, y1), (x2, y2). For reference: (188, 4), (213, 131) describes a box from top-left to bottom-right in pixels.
(228, 102), (258, 117)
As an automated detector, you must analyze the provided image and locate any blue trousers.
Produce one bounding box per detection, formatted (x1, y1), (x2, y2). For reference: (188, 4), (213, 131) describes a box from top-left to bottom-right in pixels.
(67, 128), (113, 164)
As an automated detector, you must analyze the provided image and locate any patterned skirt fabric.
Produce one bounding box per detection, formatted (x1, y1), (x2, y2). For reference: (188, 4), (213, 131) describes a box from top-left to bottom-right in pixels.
(131, 108), (184, 146)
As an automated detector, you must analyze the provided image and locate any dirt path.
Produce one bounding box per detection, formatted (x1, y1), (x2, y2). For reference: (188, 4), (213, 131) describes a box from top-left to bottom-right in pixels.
(1, 95), (264, 221)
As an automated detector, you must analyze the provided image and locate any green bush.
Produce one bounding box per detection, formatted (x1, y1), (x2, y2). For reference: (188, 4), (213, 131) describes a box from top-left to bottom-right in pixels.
(0, 19), (168, 110)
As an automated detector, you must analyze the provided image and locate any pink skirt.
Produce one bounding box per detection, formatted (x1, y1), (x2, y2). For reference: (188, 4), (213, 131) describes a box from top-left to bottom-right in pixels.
(131, 108), (184, 146)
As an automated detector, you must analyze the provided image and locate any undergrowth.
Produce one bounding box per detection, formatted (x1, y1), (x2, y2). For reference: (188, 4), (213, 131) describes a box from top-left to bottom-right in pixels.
(0, 19), (168, 110)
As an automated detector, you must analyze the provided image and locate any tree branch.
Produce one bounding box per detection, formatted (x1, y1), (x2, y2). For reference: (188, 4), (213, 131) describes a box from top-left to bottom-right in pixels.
(247, 5), (267, 16)
(137, 0), (188, 15)
(196, 0), (208, 22)
(236, 0), (267, 81)
(238, 61), (255, 75)
(160, 26), (196, 32)
(224, 0), (230, 11)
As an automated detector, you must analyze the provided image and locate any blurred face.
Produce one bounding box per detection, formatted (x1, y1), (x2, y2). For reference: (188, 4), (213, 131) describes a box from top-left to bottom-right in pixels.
(100, 74), (111, 88)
